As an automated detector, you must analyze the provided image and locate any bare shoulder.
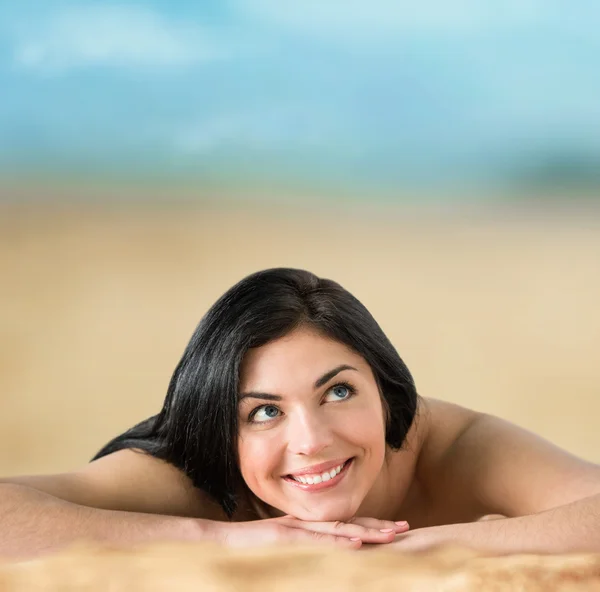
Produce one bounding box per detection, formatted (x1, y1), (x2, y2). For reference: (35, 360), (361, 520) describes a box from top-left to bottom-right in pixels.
(384, 396), (476, 476)
(400, 397), (483, 524)
(379, 397), (480, 526)
(412, 398), (600, 521)
(414, 397), (481, 472)
(0, 449), (227, 521)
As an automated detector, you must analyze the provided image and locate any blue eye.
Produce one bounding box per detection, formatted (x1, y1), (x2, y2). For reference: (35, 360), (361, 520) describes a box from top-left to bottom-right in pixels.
(250, 404), (281, 423)
(325, 383), (356, 402)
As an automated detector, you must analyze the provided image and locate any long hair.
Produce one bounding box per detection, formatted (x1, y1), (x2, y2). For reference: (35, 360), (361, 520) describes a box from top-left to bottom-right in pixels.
(93, 268), (418, 517)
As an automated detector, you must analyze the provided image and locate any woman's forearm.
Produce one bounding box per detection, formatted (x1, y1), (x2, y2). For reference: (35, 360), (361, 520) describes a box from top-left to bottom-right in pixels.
(0, 483), (210, 560)
(392, 493), (600, 554)
(476, 493), (600, 554)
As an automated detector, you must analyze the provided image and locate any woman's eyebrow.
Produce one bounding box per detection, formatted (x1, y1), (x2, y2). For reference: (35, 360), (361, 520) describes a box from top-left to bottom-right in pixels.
(238, 392), (282, 403)
(314, 364), (358, 389)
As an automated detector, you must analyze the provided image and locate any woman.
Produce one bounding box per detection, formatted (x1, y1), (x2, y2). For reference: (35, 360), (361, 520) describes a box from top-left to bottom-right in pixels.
(1, 268), (599, 558)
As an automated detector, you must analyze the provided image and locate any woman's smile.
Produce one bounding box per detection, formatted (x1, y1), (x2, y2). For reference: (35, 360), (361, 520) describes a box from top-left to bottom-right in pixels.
(283, 457), (354, 492)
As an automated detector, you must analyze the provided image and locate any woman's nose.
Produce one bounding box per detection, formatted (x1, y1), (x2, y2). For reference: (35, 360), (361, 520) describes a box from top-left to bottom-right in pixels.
(286, 411), (334, 456)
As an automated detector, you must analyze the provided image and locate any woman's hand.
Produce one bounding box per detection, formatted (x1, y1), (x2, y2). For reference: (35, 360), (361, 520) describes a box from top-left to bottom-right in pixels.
(384, 526), (458, 552)
(375, 521), (506, 553)
(382, 516), (509, 553)
(208, 516), (410, 549)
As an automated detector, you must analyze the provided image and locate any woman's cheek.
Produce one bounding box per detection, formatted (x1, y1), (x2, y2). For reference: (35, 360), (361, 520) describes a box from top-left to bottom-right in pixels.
(342, 405), (385, 442)
(238, 432), (281, 489)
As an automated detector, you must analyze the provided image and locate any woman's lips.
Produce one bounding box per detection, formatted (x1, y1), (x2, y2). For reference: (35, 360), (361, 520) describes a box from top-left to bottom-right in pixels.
(282, 458), (353, 492)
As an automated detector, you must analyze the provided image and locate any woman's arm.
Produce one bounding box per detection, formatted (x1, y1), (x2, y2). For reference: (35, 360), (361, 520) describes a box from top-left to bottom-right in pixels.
(0, 449), (225, 559)
(391, 493), (600, 554)
(1, 449), (229, 519)
(0, 482), (208, 560)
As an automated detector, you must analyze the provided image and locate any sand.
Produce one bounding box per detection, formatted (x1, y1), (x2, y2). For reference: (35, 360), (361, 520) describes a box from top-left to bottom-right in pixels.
(2, 542), (600, 591)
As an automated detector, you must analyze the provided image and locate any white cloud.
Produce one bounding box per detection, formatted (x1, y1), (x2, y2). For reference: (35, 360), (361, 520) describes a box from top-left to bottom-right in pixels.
(235, 0), (572, 38)
(174, 111), (295, 154)
(12, 4), (224, 73)
(173, 106), (342, 154)
(175, 115), (267, 153)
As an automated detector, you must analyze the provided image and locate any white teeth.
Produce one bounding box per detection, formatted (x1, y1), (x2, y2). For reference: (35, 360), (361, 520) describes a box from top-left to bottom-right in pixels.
(290, 461), (347, 484)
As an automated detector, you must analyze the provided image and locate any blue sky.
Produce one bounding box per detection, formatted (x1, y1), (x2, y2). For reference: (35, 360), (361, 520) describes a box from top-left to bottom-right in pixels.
(1, 1), (599, 192)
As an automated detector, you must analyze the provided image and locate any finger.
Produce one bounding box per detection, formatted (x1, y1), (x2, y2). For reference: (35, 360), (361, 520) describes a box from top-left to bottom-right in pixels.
(477, 514), (506, 522)
(348, 517), (410, 533)
(286, 528), (362, 549)
(278, 518), (397, 544)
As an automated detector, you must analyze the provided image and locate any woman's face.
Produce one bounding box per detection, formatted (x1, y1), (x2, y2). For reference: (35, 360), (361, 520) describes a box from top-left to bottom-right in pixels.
(237, 327), (388, 522)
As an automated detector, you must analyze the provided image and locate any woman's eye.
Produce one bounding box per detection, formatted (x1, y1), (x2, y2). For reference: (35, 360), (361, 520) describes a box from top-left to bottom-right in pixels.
(251, 404), (281, 423)
(325, 383), (355, 402)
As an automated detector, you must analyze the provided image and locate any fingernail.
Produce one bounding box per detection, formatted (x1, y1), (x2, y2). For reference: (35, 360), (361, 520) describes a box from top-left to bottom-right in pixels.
(380, 528), (394, 533)
(395, 521), (408, 527)
(350, 537), (361, 542)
